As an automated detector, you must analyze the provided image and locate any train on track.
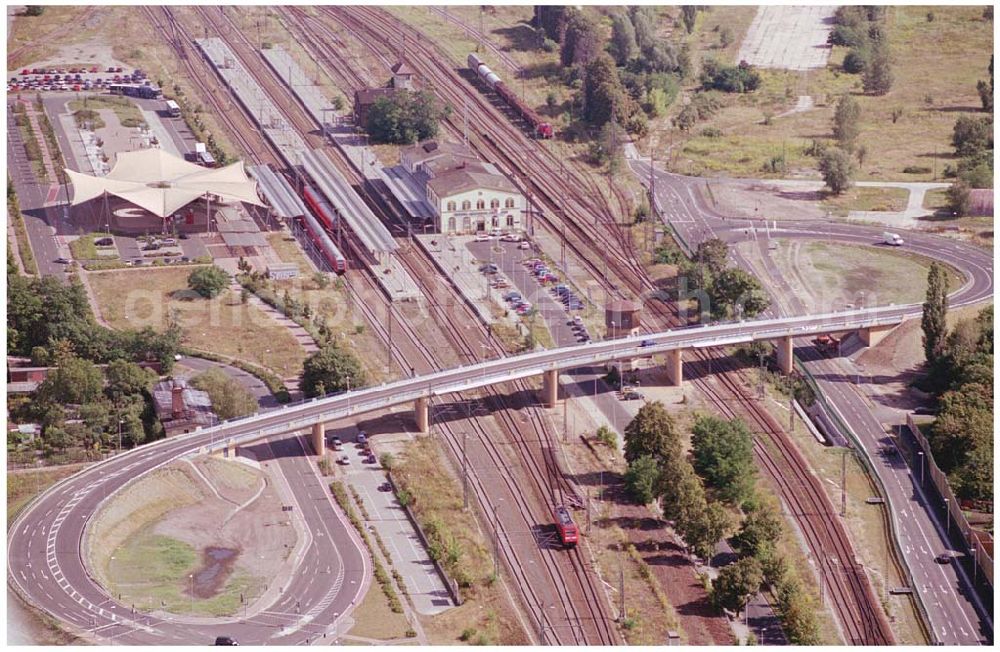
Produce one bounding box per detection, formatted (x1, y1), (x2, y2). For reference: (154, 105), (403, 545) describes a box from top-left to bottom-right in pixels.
(553, 505), (578, 547)
(299, 182), (347, 273)
(468, 53), (553, 139)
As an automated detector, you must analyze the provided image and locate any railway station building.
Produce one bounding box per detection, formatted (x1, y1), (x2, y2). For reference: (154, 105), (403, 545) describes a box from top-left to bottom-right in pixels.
(402, 140), (525, 235)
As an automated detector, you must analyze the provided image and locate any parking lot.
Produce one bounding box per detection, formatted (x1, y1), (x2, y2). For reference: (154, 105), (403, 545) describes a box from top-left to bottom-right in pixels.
(7, 64), (152, 94)
(467, 239), (593, 348)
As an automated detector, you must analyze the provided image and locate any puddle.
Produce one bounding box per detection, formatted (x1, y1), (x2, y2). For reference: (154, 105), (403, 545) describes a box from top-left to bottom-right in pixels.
(187, 546), (239, 598)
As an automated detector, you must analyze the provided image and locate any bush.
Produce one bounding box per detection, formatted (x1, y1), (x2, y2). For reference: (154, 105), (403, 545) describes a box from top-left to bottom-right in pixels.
(842, 49), (867, 74)
(187, 265), (229, 298)
(902, 165), (931, 174)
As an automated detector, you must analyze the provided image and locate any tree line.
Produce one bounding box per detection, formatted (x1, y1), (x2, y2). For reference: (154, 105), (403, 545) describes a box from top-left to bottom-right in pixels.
(920, 265), (992, 502)
(621, 402), (820, 643)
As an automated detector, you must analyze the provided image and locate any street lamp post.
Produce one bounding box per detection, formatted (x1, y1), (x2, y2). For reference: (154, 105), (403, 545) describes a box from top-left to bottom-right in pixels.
(944, 498), (951, 536)
(917, 451), (925, 486)
(117, 419), (124, 454)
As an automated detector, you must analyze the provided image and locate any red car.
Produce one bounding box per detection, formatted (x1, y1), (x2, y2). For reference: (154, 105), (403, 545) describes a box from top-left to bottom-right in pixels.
(21, 69), (30, 75)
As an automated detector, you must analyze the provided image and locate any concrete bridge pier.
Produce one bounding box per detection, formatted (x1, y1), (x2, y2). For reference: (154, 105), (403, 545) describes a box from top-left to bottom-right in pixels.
(311, 422), (325, 456)
(858, 324), (896, 347)
(225, 438), (236, 458)
(776, 336), (794, 375)
(542, 369), (559, 408)
(665, 349), (683, 386)
(415, 397), (429, 434)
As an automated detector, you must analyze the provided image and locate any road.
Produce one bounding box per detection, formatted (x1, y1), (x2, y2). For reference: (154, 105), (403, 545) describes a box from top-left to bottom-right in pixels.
(628, 156), (994, 644)
(7, 427), (370, 645)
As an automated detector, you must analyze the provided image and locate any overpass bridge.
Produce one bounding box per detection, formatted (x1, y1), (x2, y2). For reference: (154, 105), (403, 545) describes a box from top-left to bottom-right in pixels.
(197, 307), (902, 457)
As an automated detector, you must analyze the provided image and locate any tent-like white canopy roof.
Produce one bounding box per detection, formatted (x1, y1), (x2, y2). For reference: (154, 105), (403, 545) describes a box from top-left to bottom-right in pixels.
(66, 149), (265, 218)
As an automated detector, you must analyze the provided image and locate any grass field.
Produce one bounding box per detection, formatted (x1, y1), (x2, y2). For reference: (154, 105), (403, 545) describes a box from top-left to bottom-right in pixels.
(88, 267), (306, 378)
(68, 232), (119, 261)
(656, 6), (993, 182)
(821, 187), (910, 217)
(68, 95), (146, 129)
(345, 578), (412, 640)
(761, 240), (964, 312)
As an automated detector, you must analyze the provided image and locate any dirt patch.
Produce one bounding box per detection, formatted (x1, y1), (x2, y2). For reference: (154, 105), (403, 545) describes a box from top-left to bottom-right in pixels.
(708, 178), (828, 221)
(189, 546), (240, 599)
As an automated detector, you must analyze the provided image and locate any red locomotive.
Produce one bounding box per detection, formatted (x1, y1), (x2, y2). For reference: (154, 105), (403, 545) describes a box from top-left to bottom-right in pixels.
(468, 53), (553, 139)
(553, 505), (578, 547)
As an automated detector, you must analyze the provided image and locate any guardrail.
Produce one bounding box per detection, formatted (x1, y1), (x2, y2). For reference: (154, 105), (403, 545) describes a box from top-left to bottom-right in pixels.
(905, 415), (994, 588)
(795, 358), (934, 643)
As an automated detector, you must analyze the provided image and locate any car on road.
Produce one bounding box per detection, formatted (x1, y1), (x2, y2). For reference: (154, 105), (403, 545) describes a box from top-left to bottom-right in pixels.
(55, 257), (70, 264)
(95, 237), (114, 246)
(518, 241), (531, 249)
(640, 340), (656, 348)
(357, 432), (367, 446)
(935, 553), (953, 564)
(214, 636), (239, 645)
(379, 481), (392, 492)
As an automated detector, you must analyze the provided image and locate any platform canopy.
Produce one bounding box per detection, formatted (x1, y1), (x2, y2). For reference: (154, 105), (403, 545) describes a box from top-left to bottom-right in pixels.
(65, 149), (265, 218)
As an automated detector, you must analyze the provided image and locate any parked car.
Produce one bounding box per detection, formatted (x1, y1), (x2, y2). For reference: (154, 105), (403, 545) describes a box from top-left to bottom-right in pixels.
(214, 636), (239, 645)
(95, 237), (114, 246)
(161, 238), (177, 245)
(518, 241), (531, 250)
(357, 432), (367, 445)
(474, 233), (491, 242)
(54, 257), (70, 264)
(337, 455), (351, 465)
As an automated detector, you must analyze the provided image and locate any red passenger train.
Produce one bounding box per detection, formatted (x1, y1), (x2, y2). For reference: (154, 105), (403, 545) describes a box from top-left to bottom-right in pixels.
(553, 505), (578, 547)
(298, 182), (347, 274)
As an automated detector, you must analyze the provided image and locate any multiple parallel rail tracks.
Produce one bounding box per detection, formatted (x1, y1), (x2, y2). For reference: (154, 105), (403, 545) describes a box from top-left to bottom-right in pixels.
(315, 6), (894, 645)
(140, 5), (893, 645)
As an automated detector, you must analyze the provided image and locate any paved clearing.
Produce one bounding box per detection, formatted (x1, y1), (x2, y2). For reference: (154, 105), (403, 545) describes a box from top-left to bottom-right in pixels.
(737, 6), (837, 70)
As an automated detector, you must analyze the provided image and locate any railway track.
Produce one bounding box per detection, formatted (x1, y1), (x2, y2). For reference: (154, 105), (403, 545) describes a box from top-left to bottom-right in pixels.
(141, 6), (277, 167)
(152, 10), (620, 643)
(312, 7), (895, 645)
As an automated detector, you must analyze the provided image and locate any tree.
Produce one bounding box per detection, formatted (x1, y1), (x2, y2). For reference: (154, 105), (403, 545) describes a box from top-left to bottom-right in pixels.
(300, 343), (366, 398)
(733, 500), (783, 559)
(105, 359), (155, 402)
(832, 94), (861, 148)
(190, 368), (259, 420)
(623, 400), (679, 464)
(645, 87), (670, 118)
(188, 265), (229, 298)
(24, 6), (45, 16)
(624, 455), (661, 504)
(921, 262), (949, 362)
(842, 48), (867, 74)
(674, 103), (698, 131)
(367, 90), (448, 145)
(561, 10), (602, 67)
(946, 180), (972, 217)
(776, 577), (821, 644)
(36, 355), (104, 406)
(863, 41), (893, 95)
(818, 148), (856, 194)
(977, 55), (993, 112)
(629, 6), (657, 51)
(534, 5), (568, 42)
(701, 59), (761, 93)
(710, 268), (770, 319)
(951, 115), (994, 157)
(583, 54), (631, 126)
(711, 556), (763, 612)
(684, 500), (734, 561)
(681, 6), (700, 34)
(609, 12), (638, 66)
(691, 416), (757, 505)
(695, 238), (729, 276)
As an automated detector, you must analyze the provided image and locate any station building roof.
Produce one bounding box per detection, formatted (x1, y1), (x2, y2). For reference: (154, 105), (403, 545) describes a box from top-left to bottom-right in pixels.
(65, 149), (264, 218)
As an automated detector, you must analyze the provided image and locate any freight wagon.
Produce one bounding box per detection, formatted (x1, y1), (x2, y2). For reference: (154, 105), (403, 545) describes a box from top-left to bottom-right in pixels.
(468, 53), (553, 139)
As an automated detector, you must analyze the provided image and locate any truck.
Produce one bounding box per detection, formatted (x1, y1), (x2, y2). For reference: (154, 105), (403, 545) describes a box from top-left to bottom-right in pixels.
(883, 231), (904, 246)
